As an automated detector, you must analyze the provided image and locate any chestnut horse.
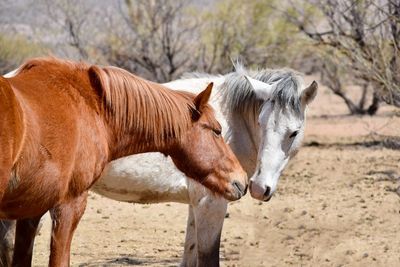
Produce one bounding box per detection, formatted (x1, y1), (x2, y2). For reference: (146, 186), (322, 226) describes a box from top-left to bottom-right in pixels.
(0, 57), (247, 267)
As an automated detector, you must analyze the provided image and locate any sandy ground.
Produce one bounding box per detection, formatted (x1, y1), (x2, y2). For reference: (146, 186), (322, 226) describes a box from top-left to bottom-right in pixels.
(32, 77), (400, 266)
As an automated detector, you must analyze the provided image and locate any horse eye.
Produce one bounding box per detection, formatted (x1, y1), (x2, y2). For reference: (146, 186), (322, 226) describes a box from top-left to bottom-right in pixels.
(213, 129), (222, 137)
(289, 131), (298, 138)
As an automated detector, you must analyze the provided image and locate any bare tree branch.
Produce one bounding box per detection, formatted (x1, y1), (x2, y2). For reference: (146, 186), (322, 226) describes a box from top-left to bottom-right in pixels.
(103, 0), (198, 82)
(284, 0), (400, 113)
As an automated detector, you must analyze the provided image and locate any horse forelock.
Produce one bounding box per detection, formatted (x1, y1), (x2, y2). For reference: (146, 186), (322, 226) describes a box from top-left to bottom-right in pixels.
(253, 68), (304, 114)
(88, 65), (197, 147)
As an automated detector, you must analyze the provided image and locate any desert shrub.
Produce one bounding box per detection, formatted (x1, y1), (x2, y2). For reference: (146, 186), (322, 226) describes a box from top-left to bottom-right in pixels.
(0, 33), (43, 74)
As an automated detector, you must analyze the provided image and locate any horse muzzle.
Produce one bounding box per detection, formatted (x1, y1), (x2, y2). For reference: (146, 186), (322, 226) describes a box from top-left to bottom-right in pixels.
(249, 180), (274, 202)
(224, 171), (248, 201)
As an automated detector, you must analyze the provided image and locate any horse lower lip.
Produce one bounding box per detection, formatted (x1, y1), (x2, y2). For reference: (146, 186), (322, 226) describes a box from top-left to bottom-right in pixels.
(263, 196), (272, 202)
(225, 190), (241, 201)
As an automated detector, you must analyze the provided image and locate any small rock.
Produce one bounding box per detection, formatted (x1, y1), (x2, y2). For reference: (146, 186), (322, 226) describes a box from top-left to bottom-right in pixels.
(284, 207), (293, 213)
(283, 235), (294, 241)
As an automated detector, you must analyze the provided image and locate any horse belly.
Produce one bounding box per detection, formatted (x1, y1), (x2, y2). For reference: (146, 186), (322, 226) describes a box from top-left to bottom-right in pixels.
(92, 153), (190, 204)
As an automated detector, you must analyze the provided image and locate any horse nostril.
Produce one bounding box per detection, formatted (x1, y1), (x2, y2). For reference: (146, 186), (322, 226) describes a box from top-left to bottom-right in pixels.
(232, 180), (245, 196)
(264, 186), (271, 197)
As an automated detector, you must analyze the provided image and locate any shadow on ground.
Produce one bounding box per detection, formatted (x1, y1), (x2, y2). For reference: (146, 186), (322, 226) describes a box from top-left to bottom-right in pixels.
(305, 135), (400, 150)
(79, 256), (179, 267)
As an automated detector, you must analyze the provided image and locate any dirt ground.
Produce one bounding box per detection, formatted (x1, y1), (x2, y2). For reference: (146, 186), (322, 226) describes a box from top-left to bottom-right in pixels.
(32, 77), (400, 266)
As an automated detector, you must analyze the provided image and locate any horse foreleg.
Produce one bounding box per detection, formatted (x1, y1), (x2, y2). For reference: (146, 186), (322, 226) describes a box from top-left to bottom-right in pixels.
(12, 216), (42, 267)
(181, 205), (197, 267)
(49, 192), (87, 267)
(0, 220), (15, 267)
(193, 195), (227, 267)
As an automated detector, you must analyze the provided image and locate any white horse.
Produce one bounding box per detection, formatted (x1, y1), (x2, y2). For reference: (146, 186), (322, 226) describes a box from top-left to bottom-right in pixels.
(0, 65), (317, 267)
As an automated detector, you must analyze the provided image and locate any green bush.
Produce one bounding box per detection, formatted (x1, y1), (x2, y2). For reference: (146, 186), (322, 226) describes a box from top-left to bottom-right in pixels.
(0, 34), (43, 74)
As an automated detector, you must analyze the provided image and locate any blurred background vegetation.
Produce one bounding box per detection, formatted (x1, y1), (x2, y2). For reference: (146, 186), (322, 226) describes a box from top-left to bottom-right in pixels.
(1, 0), (399, 114)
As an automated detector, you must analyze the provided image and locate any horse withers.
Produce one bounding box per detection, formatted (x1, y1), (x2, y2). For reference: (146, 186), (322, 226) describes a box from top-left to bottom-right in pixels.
(0, 57), (247, 267)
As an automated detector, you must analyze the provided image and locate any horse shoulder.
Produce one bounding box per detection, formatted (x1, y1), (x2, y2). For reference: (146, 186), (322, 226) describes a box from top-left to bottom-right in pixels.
(0, 77), (25, 165)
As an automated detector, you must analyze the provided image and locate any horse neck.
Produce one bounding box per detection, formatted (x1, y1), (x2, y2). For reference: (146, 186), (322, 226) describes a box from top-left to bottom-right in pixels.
(224, 112), (260, 177)
(106, 129), (174, 160)
(103, 89), (191, 161)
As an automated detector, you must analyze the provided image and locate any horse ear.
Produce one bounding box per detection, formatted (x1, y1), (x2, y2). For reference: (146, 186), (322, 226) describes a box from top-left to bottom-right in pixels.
(194, 82), (213, 112)
(301, 81), (318, 105)
(245, 76), (277, 100)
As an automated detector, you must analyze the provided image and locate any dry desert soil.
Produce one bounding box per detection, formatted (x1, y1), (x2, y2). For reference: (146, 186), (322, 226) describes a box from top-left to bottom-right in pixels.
(32, 76), (400, 266)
